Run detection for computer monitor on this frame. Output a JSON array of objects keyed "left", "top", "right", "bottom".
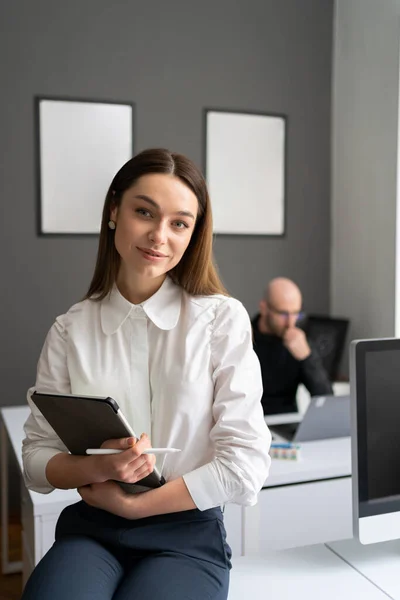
[{"left": 350, "top": 338, "right": 400, "bottom": 544}]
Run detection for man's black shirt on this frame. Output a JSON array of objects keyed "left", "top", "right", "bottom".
[{"left": 251, "top": 315, "right": 333, "bottom": 415}]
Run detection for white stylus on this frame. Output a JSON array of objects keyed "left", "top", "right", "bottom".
[{"left": 86, "top": 448, "right": 181, "bottom": 455}]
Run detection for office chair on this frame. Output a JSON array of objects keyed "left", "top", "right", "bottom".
[{"left": 302, "top": 315, "right": 349, "bottom": 381}]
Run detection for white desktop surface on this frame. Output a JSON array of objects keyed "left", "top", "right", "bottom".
[
  {"left": 1, "top": 405, "right": 79, "bottom": 514},
  {"left": 229, "top": 544, "right": 388, "bottom": 600},
  {"left": 264, "top": 436, "right": 351, "bottom": 487},
  {"left": 328, "top": 538, "right": 400, "bottom": 599}
]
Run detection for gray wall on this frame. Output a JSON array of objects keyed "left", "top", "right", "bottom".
[
  {"left": 331, "top": 0, "right": 400, "bottom": 375},
  {"left": 0, "top": 0, "right": 333, "bottom": 510}
]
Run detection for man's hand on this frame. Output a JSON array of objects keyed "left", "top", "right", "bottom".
[
  {"left": 91, "top": 433, "right": 156, "bottom": 485},
  {"left": 283, "top": 327, "right": 311, "bottom": 361}
]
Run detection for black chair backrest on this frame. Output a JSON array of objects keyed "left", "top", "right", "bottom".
[{"left": 303, "top": 315, "right": 349, "bottom": 381}]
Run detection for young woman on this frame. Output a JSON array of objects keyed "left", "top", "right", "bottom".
[{"left": 21, "top": 148, "right": 271, "bottom": 600}]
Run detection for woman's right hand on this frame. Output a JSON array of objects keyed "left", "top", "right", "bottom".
[{"left": 92, "top": 433, "right": 156, "bottom": 484}]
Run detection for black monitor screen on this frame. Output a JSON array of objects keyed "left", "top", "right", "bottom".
[{"left": 364, "top": 349, "right": 400, "bottom": 502}]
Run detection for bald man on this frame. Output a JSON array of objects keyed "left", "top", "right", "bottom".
[{"left": 252, "top": 277, "right": 333, "bottom": 415}]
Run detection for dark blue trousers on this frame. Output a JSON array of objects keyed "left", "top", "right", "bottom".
[{"left": 21, "top": 501, "right": 231, "bottom": 600}]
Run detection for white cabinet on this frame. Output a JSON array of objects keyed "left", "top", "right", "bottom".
[
  {"left": 20, "top": 481, "right": 35, "bottom": 564},
  {"left": 223, "top": 503, "right": 242, "bottom": 557},
  {"left": 245, "top": 477, "right": 352, "bottom": 553},
  {"left": 20, "top": 479, "right": 68, "bottom": 583},
  {"left": 224, "top": 476, "right": 352, "bottom": 557},
  {"left": 40, "top": 514, "right": 59, "bottom": 557}
]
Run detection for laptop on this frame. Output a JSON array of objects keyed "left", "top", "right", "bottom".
[{"left": 267, "top": 394, "right": 351, "bottom": 443}]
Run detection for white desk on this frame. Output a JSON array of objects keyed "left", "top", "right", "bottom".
[
  {"left": 241, "top": 437, "right": 352, "bottom": 553},
  {"left": 328, "top": 538, "right": 400, "bottom": 599},
  {"left": 3, "top": 404, "right": 399, "bottom": 599},
  {"left": 229, "top": 545, "right": 389, "bottom": 600},
  {"left": 1, "top": 405, "right": 352, "bottom": 581},
  {"left": 265, "top": 436, "right": 351, "bottom": 487}
]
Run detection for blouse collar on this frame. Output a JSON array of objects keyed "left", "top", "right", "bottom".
[{"left": 100, "top": 276, "right": 182, "bottom": 335}]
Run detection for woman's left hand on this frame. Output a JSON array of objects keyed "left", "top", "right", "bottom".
[{"left": 77, "top": 481, "right": 132, "bottom": 518}]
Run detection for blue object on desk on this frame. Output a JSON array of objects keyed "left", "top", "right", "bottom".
[
  {"left": 271, "top": 442, "right": 299, "bottom": 449},
  {"left": 270, "top": 441, "right": 301, "bottom": 460}
]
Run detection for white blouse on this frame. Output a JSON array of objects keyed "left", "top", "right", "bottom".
[{"left": 22, "top": 277, "right": 271, "bottom": 511}]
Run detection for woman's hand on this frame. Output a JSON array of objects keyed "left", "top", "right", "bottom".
[
  {"left": 91, "top": 433, "right": 156, "bottom": 485},
  {"left": 77, "top": 481, "right": 134, "bottom": 518}
]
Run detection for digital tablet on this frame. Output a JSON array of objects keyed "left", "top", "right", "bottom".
[{"left": 30, "top": 391, "right": 165, "bottom": 493}]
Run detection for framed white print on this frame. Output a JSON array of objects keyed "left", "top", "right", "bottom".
[
  {"left": 204, "top": 109, "right": 286, "bottom": 235},
  {"left": 35, "top": 96, "right": 134, "bottom": 235}
]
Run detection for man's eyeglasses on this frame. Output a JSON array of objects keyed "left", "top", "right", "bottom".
[{"left": 268, "top": 304, "right": 305, "bottom": 322}]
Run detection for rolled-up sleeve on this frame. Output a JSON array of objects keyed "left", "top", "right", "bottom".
[
  {"left": 22, "top": 316, "right": 70, "bottom": 493},
  {"left": 183, "top": 298, "right": 271, "bottom": 510}
]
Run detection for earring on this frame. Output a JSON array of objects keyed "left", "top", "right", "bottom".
[{"left": 108, "top": 220, "right": 116, "bottom": 230}]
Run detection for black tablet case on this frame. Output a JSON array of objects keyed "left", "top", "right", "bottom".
[{"left": 31, "top": 391, "right": 164, "bottom": 492}]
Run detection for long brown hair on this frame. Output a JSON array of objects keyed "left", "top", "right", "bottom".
[{"left": 85, "top": 148, "right": 228, "bottom": 300}]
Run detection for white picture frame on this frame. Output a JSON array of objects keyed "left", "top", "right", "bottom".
[
  {"left": 35, "top": 96, "right": 134, "bottom": 235},
  {"left": 205, "top": 109, "right": 286, "bottom": 235}
]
